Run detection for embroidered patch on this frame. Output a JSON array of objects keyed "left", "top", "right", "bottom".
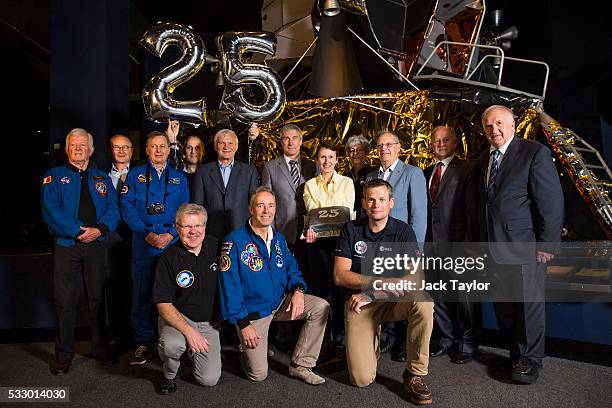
[
  {"left": 169, "top": 177, "right": 180, "bottom": 184},
  {"left": 121, "top": 184, "right": 129, "bottom": 194},
  {"left": 176, "top": 270, "right": 194, "bottom": 288},
  {"left": 248, "top": 256, "right": 263, "bottom": 272},
  {"left": 275, "top": 255, "right": 283, "bottom": 268},
  {"left": 220, "top": 254, "right": 231, "bottom": 272},
  {"left": 137, "top": 174, "right": 146, "bottom": 183},
  {"left": 245, "top": 244, "right": 258, "bottom": 256},
  {"left": 42, "top": 175, "right": 52, "bottom": 185},
  {"left": 95, "top": 181, "right": 107, "bottom": 197},
  {"left": 92, "top": 175, "right": 105, "bottom": 180},
  {"left": 274, "top": 242, "right": 282, "bottom": 256},
  {"left": 60, "top": 176, "right": 72, "bottom": 184},
  {"left": 220, "top": 241, "right": 233, "bottom": 255},
  {"left": 210, "top": 262, "right": 218, "bottom": 273},
  {"left": 240, "top": 243, "right": 263, "bottom": 272},
  {"left": 354, "top": 241, "right": 367, "bottom": 255}
]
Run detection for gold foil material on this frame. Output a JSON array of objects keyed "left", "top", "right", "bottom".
[
  {"left": 540, "top": 110, "right": 612, "bottom": 238},
  {"left": 253, "top": 90, "right": 535, "bottom": 171}
]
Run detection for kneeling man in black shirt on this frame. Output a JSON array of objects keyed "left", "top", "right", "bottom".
[{"left": 153, "top": 203, "right": 221, "bottom": 394}]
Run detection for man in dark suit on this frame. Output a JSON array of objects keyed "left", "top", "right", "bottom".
[
  {"left": 192, "top": 129, "right": 259, "bottom": 241},
  {"left": 476, "top": 105, "right": 564, "bottom": 384},
  {"left": 261, "top": 124, "right": 317, "bottom": 248},
  {"left": 106, "top": 134, "right": 135, "bottom": 355},
  {"left": 424, "top": 126, "right": 480, "bottom": 364}
]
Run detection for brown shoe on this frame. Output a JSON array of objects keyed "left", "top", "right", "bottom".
[{"left": 404, "top": 375, "right": 432, "bottom": 405}]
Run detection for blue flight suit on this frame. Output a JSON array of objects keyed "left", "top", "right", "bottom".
[
  {"left": 218, "top": 223, "right": 306, "bottom": 328},
  {"left": 41, "top": 164, "right": 119, "bottom": 361},
  {"left": 121, "top": 161, "right": 189, "bottom": 346},
  {"left": 42, "top": 165, "right": 119, "bottom": 246}
]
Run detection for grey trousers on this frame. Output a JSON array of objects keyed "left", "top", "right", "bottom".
[{"left": 158, "top": 315, "right": 222, "bottom": 386}]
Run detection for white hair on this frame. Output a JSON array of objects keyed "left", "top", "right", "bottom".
[
  {"left": 213, "top": 129, "right": 238, "bottom": 145},
  {"left": 66, "top": 128, "right": 94, "bottom": 147}
]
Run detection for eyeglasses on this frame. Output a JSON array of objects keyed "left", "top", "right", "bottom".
[
  {"left": 375, "top": 142, "right": 399, "bottom": 150},
  {"left": 177, "top": 224, "right": 205, "bottom": 230},
  {"left": 348, "top": 147, "right": 366, "bottom": 154},
  {"left": 112, "top": 145, "right": 132, "bottom": 151}
]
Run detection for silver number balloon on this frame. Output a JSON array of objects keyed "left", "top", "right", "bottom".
[
  {"left": 140, "top": 22, "right": 206, "bottom": 123},
  {"left": 220, "top": 32, "right": 286, "bottom": 123}
]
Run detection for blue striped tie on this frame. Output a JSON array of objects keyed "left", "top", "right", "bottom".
[
  {"left": 289, "top": 160, "right": 300, "bottom": 188},
  {"left": 486, "top": 149, "right": 501, "bottom": 193}
]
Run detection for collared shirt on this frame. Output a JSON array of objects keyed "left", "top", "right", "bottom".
[
  {"left": 486, "top": 135, "right": 514, "bottom": 183},
  {"left": 378, "top": 158, "right": 400, "bottom": 181},
  {"left": 283, "top": 155, "right": 301, "bottom": 173},
  {"left": 152, "top": 237, "right": 218, "bottom": 322},
  {"left": 109, "top": 163, "right": 130, "bottom": 189},
  {"left": 151, "top": 162, "right": 166, "bottom": 179},
  {"left": 428, "top": 154, "right": 455, "bottom": 189},
  {"left": 248, "top": 218, "right": 274, "bottom": 256},
  {"left": 218, "top": 160, "right": 235, "bottom": 188},
  {"left": 303, "top": 171, "right": 355, "bottom": 217}
]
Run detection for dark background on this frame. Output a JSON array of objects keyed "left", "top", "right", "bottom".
[{"left": 0, "top": 0, "right": 610, "bottom": 252}]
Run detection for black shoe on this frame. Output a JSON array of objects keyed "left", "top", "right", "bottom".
[
  {"left": 511, "top": 357, "right": 540, "bottom": 384},
  {"left": 451, "top": 352, "right": 473, "bottom": 364},
  {"left": 391, "top": 347, "right": 407, "bottom": 362},
  {"left": 94, "top": 350, "right": 118, "bottom": 366},
  {"left": 159, "top": 376, "right": 176, "bottom": 395},
  {"left": 130, "top": 345, "right": 154, "bottom": 366},
  {"left": 430, "top": 344, "right": 449, "bottom": 357},
  {"left": 51, "top": 359, "right": 71, "bottom": 376}
]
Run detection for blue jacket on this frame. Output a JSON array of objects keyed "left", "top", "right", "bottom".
[
  {"left": 41, "top": 165, "right": 119, "bottom": 247},
  {"left": 120, "top": 161, "right": 189, "bottom": 239},
  {"left": 218, "top": 223, "right": 306, "bottom": 327}
]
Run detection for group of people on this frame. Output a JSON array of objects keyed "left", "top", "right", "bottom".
[{"left": 41, "top": 104, "right": 564, "bottom": 404}]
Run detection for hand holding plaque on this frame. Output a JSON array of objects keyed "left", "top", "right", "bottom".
[{"left": 304, "top": 206, "right": 351, "bottom": 238}]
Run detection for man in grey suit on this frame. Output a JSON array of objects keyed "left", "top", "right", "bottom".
[
  {"left": 366, "top": 130, "right": 428, "bottom": 361},
  {"left": 367, "top": 131, "right": 427, "bottom": 245},
  {"left": 261, "top": 124, "right": 317, "bottom": 248},
  {"left": 192, "top": 129, "right": 259, "bottom": 241},
  {"left": 424, "top": 126, "right": 480, "bottom": 364},
  {"left": 476, "top": 105, "right": 563, "bottom": 384}
]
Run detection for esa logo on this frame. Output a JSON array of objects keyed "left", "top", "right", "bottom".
[{"left": 176, "top": 270, "right": 194, "bottom": 288}]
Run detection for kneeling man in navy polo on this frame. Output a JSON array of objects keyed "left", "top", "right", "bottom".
[
  {"left": 152, "top": 203, "right": 221, "bottom": 394},
  {"left": 218, "top": 186, "right": 329, "bottom": 385}
]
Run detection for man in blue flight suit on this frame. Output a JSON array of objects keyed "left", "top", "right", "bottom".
[
  {"left": 121, "top": 130, "right": 190, "bottom": 365},
  {"left": 218, "top": 186, "right": 329, "bottom": 385},
  {"left": 41, "top": 128, "right": 119, "bottom": 375}
]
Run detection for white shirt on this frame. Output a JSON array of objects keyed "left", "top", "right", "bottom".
[
  {"left": 109, "top": 164, "right": 129, "bottom": 189},
  {"left": 378, "top": 158, "right": 400, "bottom": 181},
  {"left": 249, "top": 218, "right": 273, "bottom": 256},
  {"left": 486, "top": 135, "right": 514, "bottom": 183},
  {"left": 428, "top": 155, "right": 455, "bottom": 189},
  {"left": 284, "top": 155, "right": 300, "bottom": 170}
]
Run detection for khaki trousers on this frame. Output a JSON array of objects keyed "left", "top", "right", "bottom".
[
  {"left": 345, "top": 299, "right": 434, "bottom": 387},
  {"left": 236, "top": 294, "right": 329, "bottom": 381}
]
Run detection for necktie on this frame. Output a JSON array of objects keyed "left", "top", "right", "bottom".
[
  {"left": 289, "top": 160, "right": 300, "bottom": 188},
  {"left": 429, "top": 162, "right": 444, "bottom": 201},
  {"left": 119, "top": 172, "right": 128, "bottom": 183},
  {"left": 487, "top": 149, "right": 501, "bottom": 193}
]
